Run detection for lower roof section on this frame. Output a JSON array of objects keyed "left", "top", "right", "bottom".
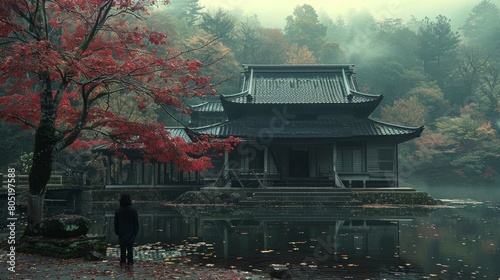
[{"left": 190, "top": 117, "right": 424, "bottom": 143}]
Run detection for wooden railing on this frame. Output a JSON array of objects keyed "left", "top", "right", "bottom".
[
  {"left": 1, "top": 173, "right": 86, "bottom": 190},
  {"left": 212, "top": 168, "right": 267, "bottom": 188}
]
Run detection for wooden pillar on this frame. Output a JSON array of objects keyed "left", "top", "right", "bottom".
[
  {"left": 223, "top": 149, "right": 229, "bottom": 176},
  {"left": 157, "top": 163, "right": 162, "bottom": 185},
  {"left": 264, "top": 146, "right": 269, "bottom": 175},
  {"left": 160, "top": 163, "right": 164, "bottom": 184},
  {"left": 130, "top": 160, "right": 135, "bottom": 184},
  {"left": 223, "top": 225, "right": 229, "bottom": 260},
  {"left": 197, "top": 219, "right": 203, "bottom": 237},
  {"left": 170, "top": 163, "right": 174, "bottom": 182},
  {"left": 165, "top": 164, "right": 169, "bottom": 183},
  {"left": 106, "top": 155, "right": 112, "bottom": 185},
  {"left": 151, "top": 163, "right": 156, "bottom": 187},
  {"left": 136, "top": 161, "right": 142, "bottom": 184},
  {"left": 333, "top": 142, "right": 345, "bottom": 188},
  {"left": 395, "top": 144, "right": 399, "bottom": 188},
  {"left": 263, "top": 221, "right": 268, "bottom": 250},
  {"left": 141, "top": 163, "right": 145, "bottom": 184},
  {"left": 332, "top": 142, "right": 336, "bottom": 179},
  {"left": 118, "top": 159, "right": 123, "bottom": 184}
]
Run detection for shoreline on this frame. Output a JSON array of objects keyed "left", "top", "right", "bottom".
[{"left": 0, "top": 251, "right": 268, "bottom": 280}]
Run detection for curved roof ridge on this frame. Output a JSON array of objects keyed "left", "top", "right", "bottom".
[
  {"left": 190, "top": 120, "right": 231, "bottom": 131},
  {"left": 190, "top": 102, "right": 209, "bottom": 108},
  {"left": 220, "top": 90, "right": 249, "bottom": 99},
  {"left": 370, "top": 118, "right": 425, "bottom": 131},
  {"left": 349, "top": 89, "right": 382, "bottom": 99},
  {"left": 190, "top": 101, "right": 224, "bottom": 112},
  {"left": 242, "top": 64, "right": 355, "bottom": 70}
]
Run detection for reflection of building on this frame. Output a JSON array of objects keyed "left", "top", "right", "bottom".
[
  {"left": 95, "top": 208, "right": 202, "bottom": 244},
  {"left": 92, "top": 205, "right": 400, "bottom": 256},
  {"left": 95, "top": 64, "right": 423, "bottom": 188},
  {"left": 91, "top": 204, "right": 408, "bottom": 277},
  {"left": 202, "top": 218, "right": 400, "bottom": 261},
  {"left": 192, "top": 64, "right": 423, "bottom": 188},
  {"left": 196, "top": 217, "right": 406, "bottom": 278}
]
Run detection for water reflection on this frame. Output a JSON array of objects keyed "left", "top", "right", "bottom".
[
  {"left": 89, "top": 204, "right": 428, "bottom": 278},
  {"left": 33, "top": 196, "right": 500, "bottom": 279},
  {"left": 86, "top": 201, "right": 500, "bottom": 279}
]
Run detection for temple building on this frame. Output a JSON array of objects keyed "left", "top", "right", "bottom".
[
  {"left": 191, "top": 64, "right": 423, "bottom": 188},
  {"left": 96, "top": 64, "right": 423, "bottom": 188}
]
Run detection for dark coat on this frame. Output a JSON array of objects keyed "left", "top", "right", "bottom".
[{"left": 114, "top": 194, "right": 139, "bottom": 243}]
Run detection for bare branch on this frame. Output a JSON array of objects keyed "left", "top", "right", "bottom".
[
  {"left": 167, "top": 36, "right": 221, "bottom": 60},
  {"left": 2, "top": 114, "right": 36, "bottom": 129},
  {"left": 78, "top": 0, "right": 113, "bottom": 52}
]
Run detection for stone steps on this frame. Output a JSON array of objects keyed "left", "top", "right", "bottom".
[{"left": 241, "top": 187, "right": 360, "bottom": 207}]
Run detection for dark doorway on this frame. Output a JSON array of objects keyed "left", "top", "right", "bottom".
[{"left": 289, "top": 148, "right": 309, "bottom": 177}]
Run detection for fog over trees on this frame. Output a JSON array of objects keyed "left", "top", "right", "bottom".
[{"left": 2, "top": 0, "right": 500, "bottom": 187}]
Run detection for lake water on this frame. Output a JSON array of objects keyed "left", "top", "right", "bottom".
[{"left": 85, "top": 186, "right": 500, "bottom": 280}]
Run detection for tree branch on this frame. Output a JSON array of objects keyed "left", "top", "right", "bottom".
[
  {"left": 2, "top": 114, "right": 37, "bottom": 129},
  {"left": 78, "top": 0, "right": 113, "bottom": 52}
]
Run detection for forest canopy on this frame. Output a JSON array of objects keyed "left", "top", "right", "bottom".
[{"left": 2, "top": 0, "right": 500, "bottom": 186}]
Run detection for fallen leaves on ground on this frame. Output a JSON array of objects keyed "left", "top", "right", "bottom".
[{"left": 1, "top": 253, "right": 265, "bottom": 280}]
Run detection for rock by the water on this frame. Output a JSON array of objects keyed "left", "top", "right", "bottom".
[
  {"left": 39, "top": 214, "right": 90, "bottom": 238},
  {"left": 270, "top": 265, "right": 291, "bottom": 279},
  {"left": 85, "top": 250, "right": 107, "bottom": 261},
  {"left": 19, "top": 235, "right": 107, "bottom": 259}
]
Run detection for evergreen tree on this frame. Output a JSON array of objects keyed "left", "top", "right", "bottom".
[
  {"left": 462, "top": 0, "right": 500, "bottom": 53},
  {"left": 416, "top": 15, "right": 460, "bottom": 78},
  {"left": 284, "top": 4, "right": 327, "bottom": 56},
  {"left": 199, "top": 8, "right": 237, "bottom": 49},
  {"left": 167, "top": 0, "right": 204, "bottom": 26},
  {"left": 235, "top": 21, "right": 260, "bottom": 63}
]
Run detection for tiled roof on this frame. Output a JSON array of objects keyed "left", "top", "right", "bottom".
[
  {"left": 222, "top": 64, "right": 380, "bottom": 105},
  {"left": 190, "top": 117, "right": 424, "bottom": 141},
  {"left": 167, "top": 127, "right": 191, "bottom": 142},
  {"left": 190, "top": 101, "right": 224, "bottom": 112},
  {"left": 92, "top": 127, "right": 193, "bottom": 154}
]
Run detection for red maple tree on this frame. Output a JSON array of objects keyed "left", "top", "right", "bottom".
[{"left": 0, "top": 0, "right": 238, "bottom": 230}]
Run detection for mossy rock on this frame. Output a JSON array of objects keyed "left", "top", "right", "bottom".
[
  {"left": 353, "top": 192, "right": 441, "bottom": 205},
  {"left": 39, "top": 214, "right": 90, "bottom": 238},
  {"left": 19, "top": 235, "right": 107, "bottom": 259}
]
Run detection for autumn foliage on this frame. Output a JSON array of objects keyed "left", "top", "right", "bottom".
[{"left": 0, "top": 1, "right": 238, "bottom": 197}]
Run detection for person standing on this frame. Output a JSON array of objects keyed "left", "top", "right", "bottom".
[{"left": 114, "top": 194, "right": 139, "bottom": 266}]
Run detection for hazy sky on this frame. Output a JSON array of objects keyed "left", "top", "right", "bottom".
[{"left": 198, "top": 0, "right": 485, "bottom": 28}]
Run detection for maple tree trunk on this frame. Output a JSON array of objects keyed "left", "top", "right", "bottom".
[
  {"left": 26, "top": 194, "right": 45, "bottom": 235},
  {"left": 26, "top": 78, "right": 57, "bottom": 233},
  {"left": 26, "top": 123, "right": 55, "bottom": 233}
]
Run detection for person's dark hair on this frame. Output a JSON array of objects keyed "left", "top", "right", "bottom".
[{"left": 120, "top": 194, "right": 132, "bottom": 206}]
